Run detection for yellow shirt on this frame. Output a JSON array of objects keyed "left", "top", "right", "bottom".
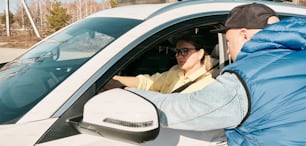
[{"left": 136, "top": 64, "right": 215, "bottom": 93}]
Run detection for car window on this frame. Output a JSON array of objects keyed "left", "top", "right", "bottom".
[
  {"left": 0, "top": 17, "right": 141, "bottom": 124},
  {"left": 112, "top": 18, "right": 224, "bottom": 78}
]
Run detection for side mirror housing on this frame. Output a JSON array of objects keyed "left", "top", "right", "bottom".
[{"left": 68, "top": 88, "right": 159, "bottom": 144}]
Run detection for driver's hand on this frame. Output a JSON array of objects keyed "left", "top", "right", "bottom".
[{"left": 100, "top": 79, "right": 126, "bottom": 92}]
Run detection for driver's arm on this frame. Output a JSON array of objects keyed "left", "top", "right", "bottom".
[{"left": 113, "top": 75, "right": 139, "bottom": 88}]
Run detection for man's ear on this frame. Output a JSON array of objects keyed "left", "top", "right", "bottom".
[
  {"left": 267, "top": 16, "right": 280, "bottom": 24},
  {"left": 239, "top": 28, "right": 248, "bottom": 40}
]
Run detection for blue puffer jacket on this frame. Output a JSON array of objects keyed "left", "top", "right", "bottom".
[{"left": 223, "top": 17, "right": 306, "bottom": 146}]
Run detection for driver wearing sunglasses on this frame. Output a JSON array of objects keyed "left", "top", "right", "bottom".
[
  {"left": 106, "top": 35, "right": 217, "bottom": 94},
  {"left": 173, "top": 47, "right": 197, "bottom": 57}
]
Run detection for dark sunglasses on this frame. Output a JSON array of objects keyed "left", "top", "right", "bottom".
[{"left": 172, "top": 48, "right": 196, "bottom": 56}]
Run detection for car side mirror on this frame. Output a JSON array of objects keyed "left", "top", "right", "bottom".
[{"left": 68, "top": 88, "right": 160, "bottom": 144}]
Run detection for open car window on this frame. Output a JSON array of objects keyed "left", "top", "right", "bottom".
[{"left": 101, "top": 23, "right": 225, "bottom": 92}]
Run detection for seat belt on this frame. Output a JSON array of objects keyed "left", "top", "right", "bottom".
[
  {"left": 171, "top": 80, "right": 197, "bottom": 93},
  {"left": 171, "top": 65, "right": 218, "bottom": 93}
]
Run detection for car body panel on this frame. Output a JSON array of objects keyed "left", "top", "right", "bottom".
[
  {"left": 36, "top": 134, "right": 136, "bottom": 146},
  {"left": 0, "top": 119, "right": 56, "bottom": 146},
  {"left": 88, "top": 3, "right": 171, "bottom": 20},
  {"left": 36, "top": 128, "right": 224, "bottom": 146}
]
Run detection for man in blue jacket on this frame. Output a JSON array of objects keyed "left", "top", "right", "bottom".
[{"left": 129, "top": 3, "right": 306, "bottom": 145}]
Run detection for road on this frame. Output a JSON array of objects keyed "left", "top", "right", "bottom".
[{"left": 0, "top": 48, "right": 29, "bottom": 63}]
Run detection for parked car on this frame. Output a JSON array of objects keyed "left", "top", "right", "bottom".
[{"left": 0, "top": 1, "right": 305, "bottom": 145}]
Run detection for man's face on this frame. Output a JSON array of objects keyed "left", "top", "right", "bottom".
[
  {"left": 225, "top": 28, "right": 260, "bottom": 62},
  {"left": 225, "top": 29, "right": 246, "bottom": 62}
]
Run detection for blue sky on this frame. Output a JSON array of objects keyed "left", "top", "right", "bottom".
[{"left": 0, "top": 0, "right": 22, "bottom": 13}]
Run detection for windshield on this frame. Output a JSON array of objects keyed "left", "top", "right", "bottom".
[{"left": 0, "top": 17, "right": 141, "bottom": 124}]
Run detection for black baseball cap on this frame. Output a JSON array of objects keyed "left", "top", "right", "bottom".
[{"left": 216, "top": 3, "right": 278, "bottom": 33}]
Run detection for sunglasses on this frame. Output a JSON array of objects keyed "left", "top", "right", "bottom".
[{"left": 172, "top": 48, "right": 196, "bottom": 56}]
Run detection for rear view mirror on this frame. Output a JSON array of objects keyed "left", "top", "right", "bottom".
[{"left": 68, "top": 88, "right": 159, "bottom": 144}]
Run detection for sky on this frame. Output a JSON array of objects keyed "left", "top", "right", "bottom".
[{"left": 0, "top": 0, "right": 21, "bottom": 13}]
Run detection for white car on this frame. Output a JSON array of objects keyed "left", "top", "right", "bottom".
[{"left": 0, "top": 1, "right": 305, "bottom": 146}]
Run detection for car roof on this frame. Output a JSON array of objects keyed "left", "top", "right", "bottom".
[
  {"left": 88, "top": 0, "right": 306, "bottom": 20},
  {"left": 88, "top": 3, "right": 171, "bottom": 20}
]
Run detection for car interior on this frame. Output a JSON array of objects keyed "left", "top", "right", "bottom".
[
  {"left": 99, "top": 22, "right": 222, "bottom": 92},
  {"left": 120, "top": 28, "right": 219, "bottom": 77}
]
